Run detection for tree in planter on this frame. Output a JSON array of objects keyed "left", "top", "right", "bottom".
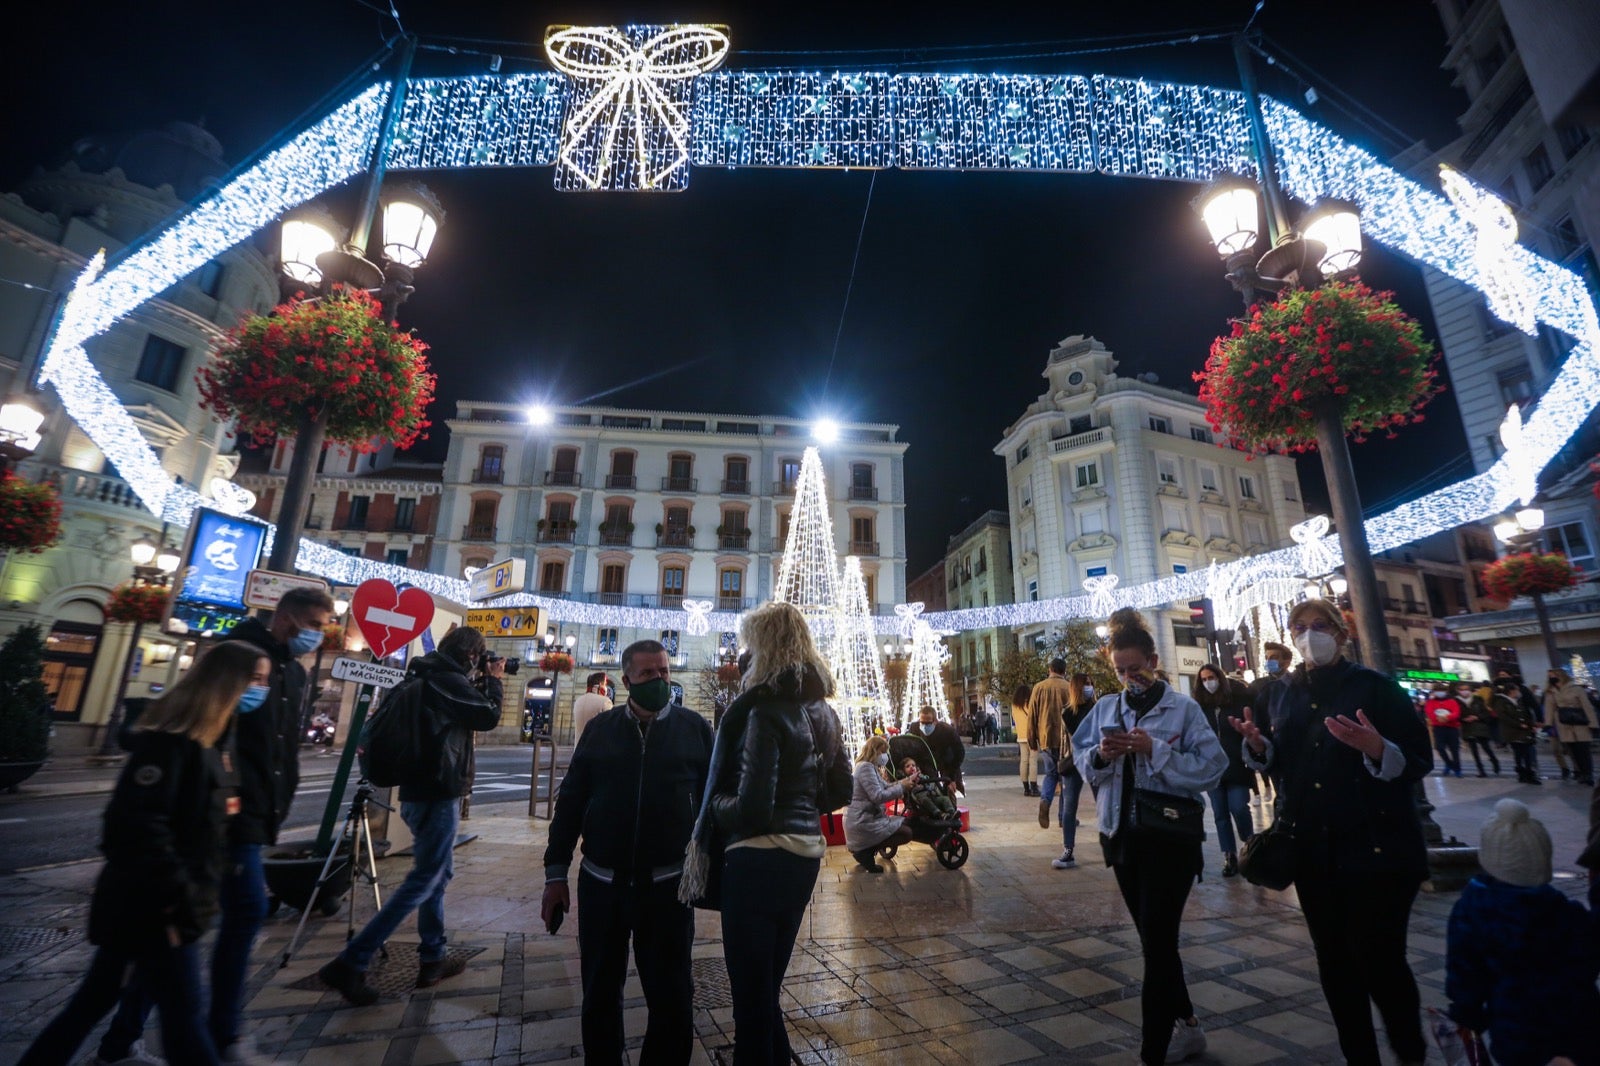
[
  {"left": 982, "top": 620, "right": 1120, "bottom": 710},
  {"left": 198, "top": 286, "right": 435, "bottom": 573},
  {"left": 696, "top": 661, "right": 743, "bottom": 728},
  {"left": 0, "top": 624, "right": 51, "bottom": 767},
  {"left": 1195, "top": 278, "right": 1440, "bottom": 674}
]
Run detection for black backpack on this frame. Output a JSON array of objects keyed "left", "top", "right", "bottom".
[{"left": 357, "top": 677, "right": 431, "bottom": 787}]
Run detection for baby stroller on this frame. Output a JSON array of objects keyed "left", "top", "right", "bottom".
[{"left": 883, "top": 734, "right": 970, "bottom": 869}]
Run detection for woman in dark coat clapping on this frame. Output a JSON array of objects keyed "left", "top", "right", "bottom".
[{"left": 1233, "top": 599, "right": 1433, "bottom": 1065}]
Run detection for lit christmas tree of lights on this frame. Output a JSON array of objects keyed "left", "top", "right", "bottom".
[
  {"left": 903, "top": 619, "right": 952, "bottom": 729},
  {"left": 774, "top": 447, "right": 841, "bottom": 631},
  {"left": 834, "top": 555, "right": 892, "bottom": 749}
]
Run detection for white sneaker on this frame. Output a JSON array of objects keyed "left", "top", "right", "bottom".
[
  {"left": 89, "top": 1041, "right": 167, "bottom": 1066},
  {"left": 1165, "top": 1020, "right": 1206, "bottom": 1063},
  {"left": 1051, "top": 849, "right": 1077, "bottom": 869}
]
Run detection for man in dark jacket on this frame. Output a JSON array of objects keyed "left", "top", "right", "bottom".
[
  {"left": 540, "top": 639, "right": 713, "bottom": 1066},
  {"left": 909, "top": 704, "right": 966, "bottom": 793},
  {"left": 213, "top": 586, "right": 333, "bottom": 1056},
  {"left": 320, "top": 625, "right": 502, "bottom": 1004}
]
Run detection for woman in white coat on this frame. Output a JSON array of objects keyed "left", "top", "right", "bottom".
[
  {"left": 843, "top": 736, "right": 915, "bottom": 872},
  {"left": 1072, "top": 609, "right": 1226, "bottom": 1065}
]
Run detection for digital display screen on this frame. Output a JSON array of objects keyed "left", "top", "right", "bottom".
[
  {"left": 168, "top": 600, "right": 249, "bottom": 638},
  {"left": 171, "top": 507, "right": 267, "bottom": 615}
]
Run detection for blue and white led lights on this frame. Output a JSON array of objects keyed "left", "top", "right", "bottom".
[{"left": 33, "top": 37, "right": 1599, "bottom": 635}]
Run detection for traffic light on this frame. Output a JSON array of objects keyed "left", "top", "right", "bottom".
[{"left": 1187, "top": 598, "right": 1215, "bottom": 634}]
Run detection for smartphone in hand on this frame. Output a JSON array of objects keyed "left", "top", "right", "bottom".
[{"left": 1100, "top": 724, "right": 1128, "bottom": 737}]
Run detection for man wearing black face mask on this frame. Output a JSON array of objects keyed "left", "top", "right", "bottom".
[{"left": 541, "top": 639, "right": 713, "bottom": 1066}]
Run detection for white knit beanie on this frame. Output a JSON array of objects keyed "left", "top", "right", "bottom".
[{"left": 1478, "top": 798, "right": 1552, "bottom": 888}]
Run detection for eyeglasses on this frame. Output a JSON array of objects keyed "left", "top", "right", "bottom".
[{"left": 1288, "top": 619, "right": 1338, "bottom": 636}]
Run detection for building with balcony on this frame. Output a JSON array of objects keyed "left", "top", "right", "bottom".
[
  {"left": 438, "top": 402, "right": 910, "bottom": 740},
  {"left": 995, "top": 335, "right": 1307, "bottom": 667},
  {"left": 0, "top": 124, "right": 278, "bottom": 741},
  {"left": 1417, "top": 0, "right": 1600, "bottom": 675},
  {"left": 905, "top": 560, "right": 948, "bottom": 614},
  {"left": 943, "top": 510, "right": 1014, "bottom": 716},
  {"left": 236, "top": 440, "right": 443, "bottom": 570}
]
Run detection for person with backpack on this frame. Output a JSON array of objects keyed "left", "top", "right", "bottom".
[{"left": 318, "top": 625, "right": 502, "bottom": 1005}]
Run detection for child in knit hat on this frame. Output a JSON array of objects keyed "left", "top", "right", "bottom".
[{"left": 1445, "top": 798, "right": 1600, "bottom": 1066}]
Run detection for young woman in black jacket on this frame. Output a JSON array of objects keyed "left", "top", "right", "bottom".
[
  {"left": 1193, "top": 663, "right": 1257, "bottom": 877},
  {"left": 20, "top": 641, "right": 266, "bottom": 1066},
  {"left": 688, "top": 601, "right": 851, "bottom": 1066},
  {"left": 1234, "top": 599, "right": 1433, "bottom": 1065}
]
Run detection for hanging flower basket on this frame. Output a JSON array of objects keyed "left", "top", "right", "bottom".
[
  {"left": 198, "top": 286, "right": 436, "bottom": 452},
  {"left": 1194, "top": 278, "right": 1441, "bottom": 454},
  {"left": 716, "top": 661, "right": 742, "bottom": 685},
  {"left": 539, "top": 651, "right": 575, "bottom": 674},
  {"left": 1480, "top": 552, "right": 1579, "bottom": 602},
  {"left": 106, "top": 583, "right": 169, "bottom": 625},
  {"left": 0, "top": 471, "right": 63, "bottom": 554}
]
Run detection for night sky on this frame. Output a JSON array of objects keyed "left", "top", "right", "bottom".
[{"left": 4, "top": 1, "right": 1472, "bottom": 573}]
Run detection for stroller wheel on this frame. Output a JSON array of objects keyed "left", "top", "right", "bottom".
[
  {"left": 935, "top": 833, "right": 969, "bottom": 870},
  {"left": 878, "top": 844, "right": 898, "bottom": 862}
]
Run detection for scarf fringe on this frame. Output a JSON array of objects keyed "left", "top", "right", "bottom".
[{"left": 678, "top": 835, "right": 709, "bottom": 905}]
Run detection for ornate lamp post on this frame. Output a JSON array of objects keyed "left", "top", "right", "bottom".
[
  {"left": 97, "top": 534, "right": 180, "bottom": 756},
  {"left": 1492, "top": 507, "right": 1574, "bottom": 675},
  {"left": 0, "top": 397, "right": 46, "bottom": 471}
]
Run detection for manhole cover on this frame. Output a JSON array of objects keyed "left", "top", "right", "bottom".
[
  {"left": 0, "top": 925, "right": 78, "bottom": 957},
  {"left": 285, "top": 943, "right": 485, "bottom": 997},
  {"left": 692, "top": 956, "right": 733, "bottom": 1008}
]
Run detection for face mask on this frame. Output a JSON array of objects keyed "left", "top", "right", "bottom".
[
  {"left": 237, "top": 685, "right": 269, "bottom": 713},
  {"left": 289, "top": 627, "right": 323, "bottom": 656},
  {"left": 1265, "top": 659, "right": 1282, "bottom": 675},
  {"left": 920, "top": 722, "right": 935, "bottom": 735},
  {"left": 1122, "top": 676, "right": 1149, "bottom": 697},
  {"left": 1083, "top": 686, "right": 1094, "bottom": 698},
  {"left": 1202, "top": 679, "right": 1220, "bottom": 694},
  {"left": 874, "top": 753, "right": 889, "bottom": 767},
  {"left": 1294, "top": 630, "right": 1340, "bottom": 668},
  {"left": 629, "top": 677, "right": 672, "bottom": 713}
]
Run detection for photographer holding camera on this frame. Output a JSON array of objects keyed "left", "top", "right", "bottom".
[{"left": 319, "top": 626, "right": 503, "bottom": 1005}]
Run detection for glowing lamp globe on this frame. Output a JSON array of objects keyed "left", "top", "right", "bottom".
[
  {"left": 1329, "top": 576, "right": 1349, "bottom": 596},
  {"left": 1494, "top": 518, "right": 1522, "bottom": 544},
  {"left": 279, "top": 211, "right": 339, "bottom": 285},
  {"left": 813, "top": 418, "right": 841, "bottom": 444},
  {"left": 1514, "top": 507, "right": 1545, "bottom": 532},
  {"left": 380, "top": 184, "right": 443, "bottom": 269},
  {"left": 1197, "top": 177, "right": 1260, "bottom": 257},
  {"left": 526, "top": 405, "right": 553, "bottom": 426},
  {"left": 0, "top": 397, "right": 46, "bottom": 452},
  {"left": 1301, "top": 200, "right": 1363, "bottom": 275},
  {"left": 155, "top": 544, "right": 181, "bottom": 574},
  {"left": 129, "top": 537, "right": 158, "bottom": 567}
]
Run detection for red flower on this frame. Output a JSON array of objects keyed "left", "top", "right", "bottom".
[
  {"left": 0, "top": 472, "right": 64, "bottom": 553},
  {"left": 1480, "top": 552, "right": 1579, "bottom": 602},
  {"left": 106, "top": 583, "right": 170, "bottom": 624}
]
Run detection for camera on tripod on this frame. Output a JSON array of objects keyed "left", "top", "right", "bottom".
[{"left": 480, "top": 651, "right": 520, "bottom": 676}]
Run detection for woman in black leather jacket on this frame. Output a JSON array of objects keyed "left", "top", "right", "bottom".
[
  {"left": 20, "top": 641, "right": 265, "bottom": 1066},
  {"left": 705, "top": 602, "right": 850, "bottom": 1066},
  {"left": 1234, "top": 599, "right": 1433, "bottom": 1066}
]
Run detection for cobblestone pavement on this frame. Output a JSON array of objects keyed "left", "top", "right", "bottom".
[{"left": 1, "top": 764, "right": 1593, "bottom": 1064}]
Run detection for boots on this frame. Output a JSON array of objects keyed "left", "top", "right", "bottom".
[
  {"left": 1221, "top": 852, "right": 1239, "bottom": 878},
  {"left": 852, "top": 849, "right": 883, "bottom": 873}
]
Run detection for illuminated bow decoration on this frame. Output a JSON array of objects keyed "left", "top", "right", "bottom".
[
  {"left": 1497, "top": 404, "right": 1538, "bottom": 506},
  {"left": 1290, "top": 515, "right": 1338, "bottom": 579},
  {"left": 1439, "top": 165, "right": 1537, "bottom": 336},
  {"left": 208, "top": 478, "right": 257, "bottom": 517},
  {"left": 1082, "top": 574, "right": 1119, "bottom": 619},
  {"left": 545, "top": 25, "right": 730, "bottom": 190},
  {"left": 681, "top": 599, "right": 714, "bottom": 636},
  {"left": 894, "top": 601, "right": 925, "bottom": 638}
]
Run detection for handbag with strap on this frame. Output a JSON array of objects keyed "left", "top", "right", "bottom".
[
  {"left": 804, "top": 704, "right": 853, "bottom": 813},
  {"left": 1129, "top": 786, "right": 1206, "bottom": 840},
  {"left": 1238, "top": 715, "right": 1322, "bottom": 891},
  {"left": 1556, "top": 703, "right": 1588, "bottom": 726}
]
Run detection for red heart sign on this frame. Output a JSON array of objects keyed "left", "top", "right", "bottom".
[{"left": 349, "top": 580, "right": 436, "bottom": 659}]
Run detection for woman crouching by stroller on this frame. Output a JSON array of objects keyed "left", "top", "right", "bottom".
[
  {"left": 845, "top": 735, "right": 916, "bottom": 872},
  {"left": 20, "top": 641, "right": 268, "bottom": 1066}
]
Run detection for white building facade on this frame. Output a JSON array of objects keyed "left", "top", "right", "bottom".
[{"left": 996, "top": 336, "right": 1307, "bottom": 669}]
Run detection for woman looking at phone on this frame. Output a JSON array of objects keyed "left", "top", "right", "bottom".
[{"left": 1072, "top": 609, "right": 1225, "bottom": 1065}]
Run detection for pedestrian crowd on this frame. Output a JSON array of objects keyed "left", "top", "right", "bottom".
[{"left": 14, "top": 590, "right": 1600, "bottom": 1066}]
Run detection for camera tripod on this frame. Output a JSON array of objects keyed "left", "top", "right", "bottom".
[{"left": 280, "top": 780, "right": 389, "bottom": 970}]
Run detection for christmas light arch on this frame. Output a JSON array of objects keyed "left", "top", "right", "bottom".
[{"left": 36, "top": 24, "right": 1600, "bottom": 636}]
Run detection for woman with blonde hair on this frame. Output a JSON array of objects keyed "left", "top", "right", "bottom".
[
  {"left": 844, "top": 734, "right": 917, "bottom": 872},
  {"left": 683, "top": 601, "right": 852, "bottom": 1065},
  {"left": 21, "top": 641, "right": 268, "bottom": 1066}
]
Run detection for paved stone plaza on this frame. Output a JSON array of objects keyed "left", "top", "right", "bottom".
[{"left": 1, "top": 763, "right": 1593, "bottom": 1064}]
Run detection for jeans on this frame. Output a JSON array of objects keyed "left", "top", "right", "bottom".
[
  {"left": 1464, "top": 736, "right": 1500, "bottom": 775},
  {"left": 19, "top": 943, "right": 218, "bottom": 1066},
  {"left": 341, "top": 799, "right": 458, "bottom": 970},
  {"left": 1109, "top": 833, "right": 1200, "bottom": 1065},
  {"left": 1207, "top": 784, "right": 1254, "bottom": 856},
  {"left": 1295, "top": 866, "right": 1425, "bottom": 1064},
  {"left": 578, "top": 868, "right": 695, "bottom": 1065},
  {"left": 1433, "top": 726, "right": 1462, "bottom": 775},
  {"left": 1510, "top": 741, "right": 1539, "bottom": 779},
  {"left": 211, "top": 842, "right": 268, "bottom": 1047},
  {"left": 721, "top": 847, "right": 822, "bottom": 1066},
  {"left": 1039, "top": 751, "right": 1084, "bottom": 851}
]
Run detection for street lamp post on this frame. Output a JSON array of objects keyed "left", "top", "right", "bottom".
[
  {"left": 263, "top": 35, "right": 445, "bottom": 577},
  {"left": 97, "top": 533, "right": 180, "bottom": 756},
  {"left": 0, "top": 396, "right": 46, "bottom": 472},
  {"left": 1194, "top": 38, "right": 1389, "bottom": 677},
  {"left": 1494, "top": 507, "right": 1563, "bottom": 673}
]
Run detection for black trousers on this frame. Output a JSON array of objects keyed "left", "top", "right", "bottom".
[
  {"left": 1294, "top": 867, "right": 1425, "bottom": 1065},
  {"left": 1108, "top": 832, "right": 1200, "bottom": 1066},
  {"left": 1464, "top": 736, "right": 1499, "bottom": 774},
  {"left": 1565, "top": 739, "right": 1596, "bottom": 782},
  {"left": 1510, "top": 741, "right": 1539, "bottom": 778},
  {"left": 577, "top": 868, "right": 695, "bottom": 1066},
  {"left": 720, "top": 846, "right": 821, "bottom": 1066}
]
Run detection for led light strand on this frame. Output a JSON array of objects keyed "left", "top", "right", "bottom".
[
  {"left": 903, "top": 619, "right": 952, "bottom": 728},
  {"left": 895, "top": 74, "right": 1095, "bottom": 172},
  {"left": 1089, "top": 75, "right": 1255, "bottom": 183},
  {"left": 774, "top": 446, "right": 841, "bottom": 626},
  {"left": 691, "top": 70, "right": 896, "bottom": 170},
  {"left": 833, "top": 555, "right": 892, "bottom": 750},
  {"left": 1438, "top": 166, "right": 1538, "bottom": 336},
  {"left": 388, "top": 73, "right": 567, "bottom": 170}
]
